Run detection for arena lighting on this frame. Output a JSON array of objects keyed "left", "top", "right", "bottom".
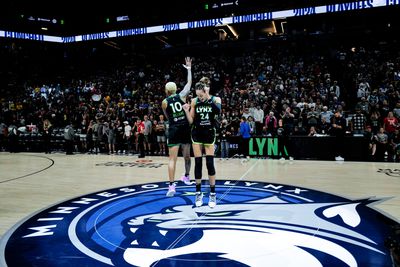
[
  {"left": 280, "top": 21, "right": 287, "bottom": 34},
  {"left": 37, "top": 17, "right": 51, "bottom": 22},
  {"left": 0, "top": 0, "right": 397, "bottom": 43},
  {"left": 226, "top": 24, "right": 238, "bottom": 38},
  {"left": 155, "top": 35, "right": 171, "bottom": 46},
  {"left": 272, "top": 21, "right": 277, "bottom": 33},
  {"left": 104, "top": 40, "right": 121, "bottom": 50},
  {"left": 217, "top": 23, "right": 239, "bottom": 39},
  {"left": 116, "top": 16, "right": 129, "bottom": 22}
]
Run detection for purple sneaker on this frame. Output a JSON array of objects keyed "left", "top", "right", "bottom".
[
  {"left": 180, "top": 174, "right": 191, "bottom": 185},
  {"left": 166, "top": 184, "right": 176, "bottom": 197}
]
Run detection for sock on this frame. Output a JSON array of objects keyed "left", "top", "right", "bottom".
[
  {"left": 196, "top": 182, "right": 201, "bottom": 192},
  {"left": 169, "top": 182, "right": 174, "bottom": 186},
  {"left": 210, "top": 185, "right": 215, "bottom": 193}
]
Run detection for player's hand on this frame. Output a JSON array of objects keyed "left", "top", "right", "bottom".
[
  {"left": 183, "top": 103, "right": 190, "bottom": 111},
  {"left": 182, "top": 57, "right": 192, "bottom": 69}
]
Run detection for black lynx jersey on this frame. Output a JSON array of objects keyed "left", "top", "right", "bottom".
[
  {"left": 191, "top": 96, "right": 220, "bottom": 145},
  {"left": 193, "top": 96, "right": 219, "bottom": 128},
  {"left": 165, "top": 95, "right": 189, "bottom": 126}
]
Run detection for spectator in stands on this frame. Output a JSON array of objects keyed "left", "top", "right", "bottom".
[
  {"left": 135, "top": 117, "right": 146, "bottom": 158},
  {"left": 380, "top": 100, "right": 391, "bottom": 119},
  {"left": 252, "top": 105, "right": 264, "bottom": 135},
  {"left": 307, "top": 106, "right": 319, "bottom": 130},
  {"left": 220, "top": 119, "right": 231, "bottom": 159},
  {"left": 64, "top": 122, "right": 75, "bottom": 155},
  {"left": 329, "top": 80, "right": 341, "bottom": 100},
  {"left": 242, "top": 107, "right": 252, "bottom": 120},
  {"left": 265, "top": 111, "right": 277, "bottom": 136},
  {"left": 155, "top": 114, "right": 167, "bottom": 156},
  {"left": 115, "top": 120, "right": 124, "bottom": 154},
  {"left": 7, "top": 121, "right": 19, "bottom": 153},
  {"left": 390, "top": 129, "right": 400, "bottom": 162},
  {"left": 308, "top": 126, "right": 317, "bottom": 137},
  {"left": 374, "top": 127, "right": 389, "bottom": 161},
  {"left": 247, "top": 116, "right": 256, "bottom": 136},
  {"left": 364, "top": 126, "right": 375, "bottom": 160},
  {"left": 86, "top": 120, "right": 94, "bottom": 153},
  {"left": 96, "top": 119, "right": 106, "bottom": 153},
  {"left": 123, "top": 121, "right": 132, "bottom": 154},
  {"left": 357, "top": 79, "right": 370, "bottom": 100},
  {"left": 0, "top": 120, "right": 6, "bottom": 152},
  {"left": 318, "top": 117, "right": 331, "bottom": 135},
  {"left": 239, "top": 116, "right": 251, "bottom": 159},
  {"left": 150, "top": 119, "right": 159, "bottom": 155},
  {"left": 106, "top": 121, "right": 116, "bottom": 154},
  {"left": 331, "top": 110, "right": 347, "bottom": 161},
  {"left": 367, "top": 90, "right": 379, "bottom": 108},
  {"left": 393, "top": 102, "right": 400, "bottom": 119},
  {"left": 143, "top": 115, "right": 152, "bottom": 155},
  {"left": 369, "top": 109, "right": 381, "bottom": 135},
  {"left": 357, "top": 97, "right": 370, "bottom": 115},
  {"left": 383, "top": 111, "right": 399, "bottom": 140},
  {"left": 92, "top": 120, "right": 99, "bottom": 154},
  {"left": 277, "top": 117, "right": 293, "bottom": 160},
  {"left": 42, "top": 118, "right": 52, "bottom": 154},
  {"left": 320, "top": 106, "right": 333, "bottom": 124},
  {"left": 282, "top": 107, "right": 295, "bottom": 135},
  {"left": 351, "top": 107, "right": 366, "bottom": 135}
]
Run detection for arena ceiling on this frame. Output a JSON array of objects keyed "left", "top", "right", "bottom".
[
  {"left": 1, "top": 0, "right": 398, "bottom": 51},
  {"left": 1, "top": 0, "right": 378, "bottom": 36}
]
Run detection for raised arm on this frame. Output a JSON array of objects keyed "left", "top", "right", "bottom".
[{"left": 179, "top": 57, "right": 192, "bottom": 98}]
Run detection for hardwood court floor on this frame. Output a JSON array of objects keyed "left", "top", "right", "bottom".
[{"left": 0, "top": 151, "right": 399, "bottom": 239}]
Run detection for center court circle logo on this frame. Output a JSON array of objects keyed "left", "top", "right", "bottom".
[{"left": 1, "top": 180, "right": 398, "bottom": 267}]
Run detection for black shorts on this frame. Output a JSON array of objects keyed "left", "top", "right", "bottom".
[
  {"left": 191, "top": 126, "right": 216, "bottom": 145},
  {"left": 167, "top": 124, "right": 191, "bottom": 147}
]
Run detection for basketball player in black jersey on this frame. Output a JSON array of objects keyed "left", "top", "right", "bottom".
[
  {"left": 183, "top": 81, "right": 221, "bottom": 208},
  {"left": 162, "top": 57, "right": 192, "bottom": 197}
]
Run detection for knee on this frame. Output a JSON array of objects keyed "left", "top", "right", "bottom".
[{"left": 206, "top": 155, "right": 215, "bottom": 176}]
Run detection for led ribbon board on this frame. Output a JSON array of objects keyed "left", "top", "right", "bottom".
[{"left": 0, "top": 0, "right": 397, "bottom": 43}]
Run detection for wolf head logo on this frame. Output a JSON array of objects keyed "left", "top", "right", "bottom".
[{"left": 122, "top": 195, "right": 384, "bottom": 267}]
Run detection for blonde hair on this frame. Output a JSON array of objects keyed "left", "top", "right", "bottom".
[{"left": 165, "top": 82, "right": 177, "bottom": 95}]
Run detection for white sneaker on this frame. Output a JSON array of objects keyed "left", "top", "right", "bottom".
[
  {"left": 208, "top": 193, "right": 217, "bottom": 208},
  {"left": 166, "top": 184, "right": 176, "bottom": 197},
  {"left": 279, "top": 157, "right": 286, "bottom": 161},
  {"left": 335, "top": 156, "right": 344, "bottom": 161},
  {"left": 195, "top": 192, "right": 203, "bottom": 207},
  {"left": 289, "top": 157, "right": 294, "bottom": 161}
]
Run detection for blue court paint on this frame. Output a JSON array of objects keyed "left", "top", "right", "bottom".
[{"left": 1, "top": 180, "right": 398, "bottom": 266}]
